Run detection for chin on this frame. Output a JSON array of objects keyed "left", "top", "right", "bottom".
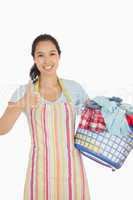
[{"left": 40, "top": 70, "right": 57, "bottom": 75}]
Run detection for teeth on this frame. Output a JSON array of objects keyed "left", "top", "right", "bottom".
[{"left": 45, "top": 65, "right": 53, "bottom": 69}]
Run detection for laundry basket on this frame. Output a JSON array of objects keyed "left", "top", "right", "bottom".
[{"left": 74, "top": 102, "right": 133, "bottom": 171}]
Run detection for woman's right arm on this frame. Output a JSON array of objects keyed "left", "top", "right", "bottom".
[{"left": 0, "top": 80, "right": 40, "bottom": 135}]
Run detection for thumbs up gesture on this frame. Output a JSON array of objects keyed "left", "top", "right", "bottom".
[{"left": 22, "top": 80, "right": 41, "bottom": 111}]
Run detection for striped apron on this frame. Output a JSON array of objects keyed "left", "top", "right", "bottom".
[{"left": 23, "top": 77, "right": 91, "bottom": 200}]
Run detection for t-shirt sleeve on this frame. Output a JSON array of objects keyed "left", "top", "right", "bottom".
[
  {"left": 8, "top": 84, "right": 26, "bottom": 103},
  {"left": 63, "top": 79, "right": 89, "bottom": 114}
]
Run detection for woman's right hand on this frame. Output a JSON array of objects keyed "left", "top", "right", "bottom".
[{"left": 21, "top": 80, "right": 41, "bottom": 111}]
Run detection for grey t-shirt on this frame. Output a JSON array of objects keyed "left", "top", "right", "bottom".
[{"left": 8, "top": 78, "right": 89, "bottom": 115}]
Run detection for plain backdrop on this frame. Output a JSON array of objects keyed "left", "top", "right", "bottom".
[{"left": 0, "top": 0, "right": 133, "bottom": 199}]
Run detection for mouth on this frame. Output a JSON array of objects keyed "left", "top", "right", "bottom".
[{"left": 43, "top": 65, "right": 54, "bottom": 71}]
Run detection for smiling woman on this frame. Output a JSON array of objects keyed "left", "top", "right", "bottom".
[
  {"left": 1, "top": 33, "right": 91, "bottom": 200},
  {"left": 29, "top": 34, "right": 63, "bottom": 102}
]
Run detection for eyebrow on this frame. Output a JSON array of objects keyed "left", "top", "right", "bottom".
[{"left": 36, "top": 50, "right": 57, "bottom": 54}]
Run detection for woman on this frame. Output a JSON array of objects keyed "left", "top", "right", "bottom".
[{"left": 0, "top": 34, "right": 91, "bottom": 200}]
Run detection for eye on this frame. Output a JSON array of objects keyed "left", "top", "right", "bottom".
[
  {"left": 38, "top": 54, "right": 43, "bottom": 57},
  {"left": 51, "top": 53, "right": 56, "bottom": 56}
]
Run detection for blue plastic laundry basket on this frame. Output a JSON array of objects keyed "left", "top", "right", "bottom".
[{"left": 74, "top": 104, "right": 133, "bottom": 171}]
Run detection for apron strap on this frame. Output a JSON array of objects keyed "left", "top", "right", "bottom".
[{"left": 58, "top": 78, "right": 73, "bottom": 103}]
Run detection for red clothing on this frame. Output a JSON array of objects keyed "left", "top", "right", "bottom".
[
  {"left": 78, "top": 108, "right": 106, "bottom": 133},
  {"left": 126, "top": 114, "right": 133, "bottom": 126}
]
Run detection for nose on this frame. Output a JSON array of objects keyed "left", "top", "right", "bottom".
[{"left": 43, "top": 56, "right": 51, "bottom": 65}]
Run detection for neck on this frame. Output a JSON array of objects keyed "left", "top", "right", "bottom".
[{"left": 38, "top": 74, "right": 59, "bottom": 89}]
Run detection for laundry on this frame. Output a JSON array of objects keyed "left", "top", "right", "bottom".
[
  {"left": 120, "top": 103, "right": 133, "bottom": 114},
  {"left": 129, "top": 126, "right": 133, "bottom": 132},
  {"left": 108, "top": 96, "right": 123, "bottom": 102},
  {"left": 108, "top": 96, "right": 123, "bottom": 106},
  {"left": 79, "top": 107, "right": 106, "bottom": 133},
  {"left": 126, "top": 114, "right": 133, "bottom": 126},
  {"left": 93, "top": 96, "right": 131, "bottom": 136},
  {"left": 85, "top": 99, "right": 102, "bottom": 109}
]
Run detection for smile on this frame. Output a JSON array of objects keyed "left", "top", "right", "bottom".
[{"left": 43, "top": 65, "right": 53, "bottom": 70}]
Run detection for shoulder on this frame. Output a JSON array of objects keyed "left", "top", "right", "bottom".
[
  {"left": 61, "top": 78, "right": 84, "bottom": 92},
  {"left": 61, "top": 77, "right": 89, "bottom": 102}
]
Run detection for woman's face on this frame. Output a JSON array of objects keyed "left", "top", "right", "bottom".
[{"left": 33, "top": 40, "right": 60, "bottom": 75}]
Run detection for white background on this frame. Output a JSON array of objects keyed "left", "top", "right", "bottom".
[{"left": 0, "top": 0, "right": 133, "bottom": 199}]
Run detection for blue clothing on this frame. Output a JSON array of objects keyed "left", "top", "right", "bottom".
[
  {"left": 85, "top": 100, "right": 101, "bottom": 109},
  {"left": 120, "top": 103, "right": 133, "bottom": 114},
  {"left": 8, "top": 77, "right": 89, "bottom": 115},
  {"left": 108, "top": 96, "right": 123, "bottom": 103},
  {"left": 129, "top": 126, "right": 133, "bottom": 132},
  {"left": 93, "top": 96, "right": 131, "bottom": 136},
  {"left": 108, "top": 96, "right": 123, "bottom": 106},
  {"left": 85, "top": 96, "right": 122, "bottom": 109}
]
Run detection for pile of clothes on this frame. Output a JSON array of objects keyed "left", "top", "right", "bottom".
[{"left": 79, "top": 96, "right": 133, "bottom": 136}]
